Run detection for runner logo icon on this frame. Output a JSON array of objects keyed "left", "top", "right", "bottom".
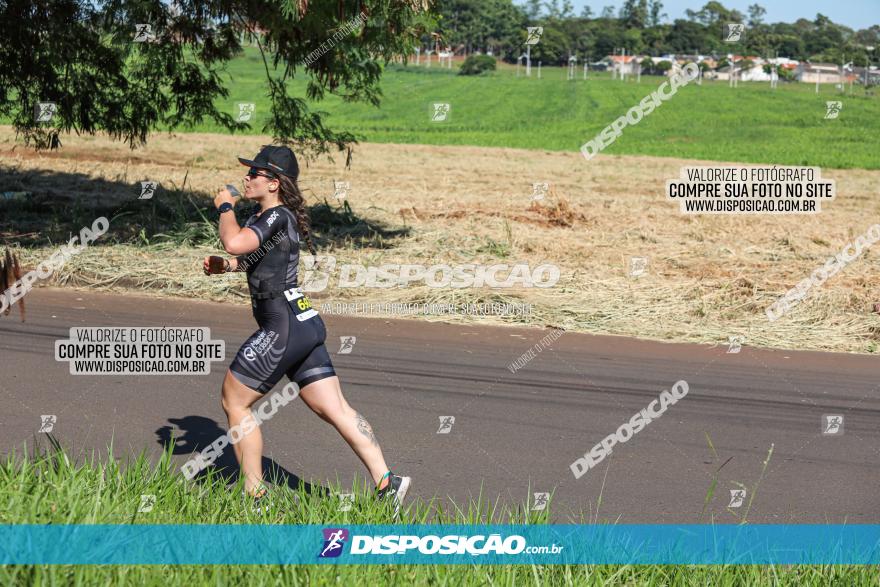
[{"left": 319, "top": 528, "right": 349, "bottom": 558}]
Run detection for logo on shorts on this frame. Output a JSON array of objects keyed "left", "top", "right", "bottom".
[
  {"left": 319, "top": 528, "right": 349, "bottom": 558},
  {"left": 245, "top": 330, "right": 278, "bottom": 360}
]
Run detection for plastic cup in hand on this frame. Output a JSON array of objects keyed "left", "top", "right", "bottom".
[{"left": 208, "top": 256, "right": 226, "bottom": 274}]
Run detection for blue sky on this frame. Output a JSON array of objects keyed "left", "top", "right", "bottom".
[{"left": 570, "top": 0, "right": 877, "bottom": 29}]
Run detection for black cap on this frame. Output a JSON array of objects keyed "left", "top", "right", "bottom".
[{"left": 238, "top": 145, "right": 299, "bottom": 180}]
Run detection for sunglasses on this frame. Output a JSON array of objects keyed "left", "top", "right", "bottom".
[{"left": 246, "top": 167, "right": 276, "bottom": 179}]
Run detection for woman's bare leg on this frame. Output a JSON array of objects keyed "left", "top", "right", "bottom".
[
  {"left": 298, "top": 376, "right": 391, "bottom": 488},
  {"left": 220, "top": 369, "right": 265, "bottom": 494}
]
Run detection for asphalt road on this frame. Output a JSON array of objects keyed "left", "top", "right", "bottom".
[{"left": 2, "top": 288, "right": 878, "bottom": 523}]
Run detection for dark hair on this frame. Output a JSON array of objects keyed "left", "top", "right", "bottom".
[{"left": 275, "top": 173, "right": 316, "bottom": 258}]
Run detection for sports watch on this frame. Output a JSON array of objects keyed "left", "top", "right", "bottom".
[{"left": 218, "top": 202, "right": 234, "bottom": 214}]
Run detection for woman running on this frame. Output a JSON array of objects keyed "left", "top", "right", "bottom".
[{"left": 203, "top": 145, "right": 411, "bottom": 514}]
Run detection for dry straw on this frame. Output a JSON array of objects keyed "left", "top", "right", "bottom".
[{"left": 2, "top": 128, "right": 878, "bottom": 353}]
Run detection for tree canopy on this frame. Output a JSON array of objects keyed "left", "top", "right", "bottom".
[
  {"left": 431, "top": 0, "right": 877, "bottom": 67},
  {"left": 1, "top": 0, "right": 875, "bottom": 155},
  {"left": 0, "top": 0, "right": 433, "bottom": 156}
]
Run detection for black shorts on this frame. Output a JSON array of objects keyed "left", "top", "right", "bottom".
[{"left": 229, "top": 289, "right": 336, "bottom": 394}]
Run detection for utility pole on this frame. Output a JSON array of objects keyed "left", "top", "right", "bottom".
[
  {"left": 526, "top": 43, "right": 532, "bottom": 77},
  {"left": 612, "top": 48, "right": 617, "bottom": 80},
  {"left": 770, "top": 49, "right": 778, "bottom": 90}
]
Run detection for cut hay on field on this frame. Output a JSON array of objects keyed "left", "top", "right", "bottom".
[{"left": 1, "top": 127, "right": 879, "bottom": 353}]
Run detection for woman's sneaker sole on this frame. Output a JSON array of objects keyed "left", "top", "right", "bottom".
[{"left": 395, "top": 476, "right": 411, "bottom": 510}]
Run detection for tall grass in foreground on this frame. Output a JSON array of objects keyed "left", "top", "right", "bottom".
[{"left": 0, "top": 437, "right": 877, "bottom": 585}]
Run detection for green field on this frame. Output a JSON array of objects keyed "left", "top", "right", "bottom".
[
  {"left": 176, "top": 47, "right": 880, "bottom": 169},
  {"left": 1, "top": 440, "right": 878, "bottom": 584}
]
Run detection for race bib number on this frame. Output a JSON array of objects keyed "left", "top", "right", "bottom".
[
  {"left": 296, "top": 296, "right": 313, "bottom": 312},
  {"left": 284, "top": 288, "right": 318, "bottom": 321}
]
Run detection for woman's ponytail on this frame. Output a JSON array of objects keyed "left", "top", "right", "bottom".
[{"left": 276, "top": 174, "right": 316, "bottom": 258}]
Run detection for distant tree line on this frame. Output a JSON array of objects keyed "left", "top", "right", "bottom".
[{"left": 429, "top": 0, "right": 880, "bottom": 66}]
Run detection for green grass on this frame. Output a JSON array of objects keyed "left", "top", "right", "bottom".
[
  {"left": 174, "top": 47, "right": 880, "bottom": 169},
  {"left": 1, "top": 437, "right": 878, "bottom": 584}
]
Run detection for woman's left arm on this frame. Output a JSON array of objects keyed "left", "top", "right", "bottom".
[{"left": 214, "top": 188, "right": 260, "bottom": 255}]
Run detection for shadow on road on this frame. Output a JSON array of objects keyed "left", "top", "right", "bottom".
[{"left": 156, "top": 416, "right": 329, "bottom": 496}]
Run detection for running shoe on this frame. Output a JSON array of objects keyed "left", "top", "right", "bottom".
[
  {"left": 244, "top": 484, "right": 271, "bottom": 515},
  {"left": 376, "top": 473, "right": 411, "bottom": 518}
]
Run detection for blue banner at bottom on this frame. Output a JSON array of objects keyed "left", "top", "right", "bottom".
[{"left": 1, "top": 524, "right": 878, "bottom": 565}]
